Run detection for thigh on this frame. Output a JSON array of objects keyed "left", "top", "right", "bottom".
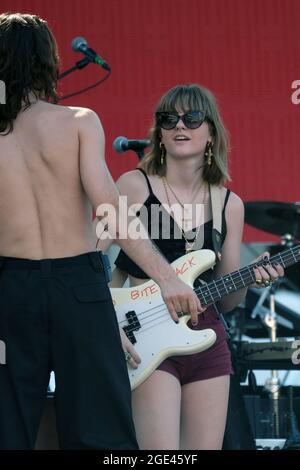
[
  {"left": 132, "top": 370, "right": 181, "bottom": 450},
  {"left": 180, "top": 375, "right": 230, "bottom": 450}
]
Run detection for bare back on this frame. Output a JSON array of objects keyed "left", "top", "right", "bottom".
[{"left": 0, "top": 101, "right": 95, "bottom": 259}]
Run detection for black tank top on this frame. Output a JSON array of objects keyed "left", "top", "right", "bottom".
[{"left": 115, "top": 169, "right": 231, "bottom": 281}]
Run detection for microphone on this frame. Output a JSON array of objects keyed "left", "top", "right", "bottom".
[
  {"left": 71, "top": 37, "right": 111, "bottom": 71},
  {"left": 113, "top": 136, "right": 152, "bottom": 154}
]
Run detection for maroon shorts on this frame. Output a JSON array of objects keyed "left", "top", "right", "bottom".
[{"left": 157, "top": 305, "right": 233, "bottom": 385}]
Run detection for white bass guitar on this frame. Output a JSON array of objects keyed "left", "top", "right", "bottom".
[{"left": 110, "top": 246, "right": 300, "bottom": 390}]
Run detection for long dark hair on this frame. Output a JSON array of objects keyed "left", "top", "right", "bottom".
[{"left": 0, "top": 12, "right": 59, "bottom": 135}]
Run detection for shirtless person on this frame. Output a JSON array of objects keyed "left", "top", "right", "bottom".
[{"left": 0, "top": 13, "right": 201, "bottom": 450}]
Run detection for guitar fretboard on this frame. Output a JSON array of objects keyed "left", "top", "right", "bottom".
[{"left": 196, "top": 245, "right": 300, "bottom": 307}]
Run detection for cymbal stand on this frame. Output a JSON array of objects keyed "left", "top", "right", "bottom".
[
  {"left": 263, "top": 283, "right": 281, "bottom": 439},
  {"left": 251, "top": 287, "right": 270, "bottom": 321}
]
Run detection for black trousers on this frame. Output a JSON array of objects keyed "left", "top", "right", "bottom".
[{"left": 0, "top": 252, "right": 138, "bottom": 450}]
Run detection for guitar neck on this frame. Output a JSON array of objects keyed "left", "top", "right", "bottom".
[{"left": 196, "top": 245, "right": 300, "bottom": 307}]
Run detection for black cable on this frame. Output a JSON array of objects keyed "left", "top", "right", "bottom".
[{"left": 58, "top": 70, "right": 111, "bottom": 101}]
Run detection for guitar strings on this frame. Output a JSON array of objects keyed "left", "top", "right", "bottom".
[
  {"left": 119, "top": 250, "right": 298, "bottom": 329},
  {"left": 118, "top": 249, "right": 299, "bottom": 332}
]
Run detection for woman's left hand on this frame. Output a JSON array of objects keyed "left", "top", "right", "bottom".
[
  {"left": 251, "top": 251, "right": 285, "bottom": 289},
  {"left": 119, "top": 327, "right": 141, "bottom": 369}
]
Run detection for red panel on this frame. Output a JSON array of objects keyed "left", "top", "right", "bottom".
[{"left": 2, "top": 0, "right": 300, "bottom": 241}]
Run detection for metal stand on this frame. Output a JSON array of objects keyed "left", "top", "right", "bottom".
[
  {"left": 263, "top": 283, "right": 281, "bottom": 438},
  {"left": 58, "top": 57, "right": 91, "bottom": 79},
  {"left": 135, "top": 150, "right": 146, "bottom": 160},
  {"left": 251, "top": 278, "right": 282, "bottom": 438}
]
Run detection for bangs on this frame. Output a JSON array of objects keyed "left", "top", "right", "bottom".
[{"left": 158, "top": 85, "right": 208, "bottom": 114}]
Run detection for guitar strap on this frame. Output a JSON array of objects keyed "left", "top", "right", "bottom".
[
  {"left": 209, "top": 184, "right": 223, "bottom": 262},
  {"left": 209, "top": 185, "right": 231, "bottom": 336}
]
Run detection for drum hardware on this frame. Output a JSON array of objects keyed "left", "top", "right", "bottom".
[
  {"left": 242, "top": 199, "right": 300, "bottom": 340},
  {"left": 244, "top": 200, "right": 300, "bottom": 240},
  {"left": 238, "top": 380, "right": 300, "bottom": 445},
  {"left": 282, "top": 386, "right": 300, "bottom": 449},
  {"left": 281, "top": 233, "right": 296, "bottom": 248},
  {"left": 246, "top": 287, "right": 300, "bottom": 338},
  {"left": 232, "top": 196, "right": 300, "bottom": 447},
  {"left": 281, "top": 370, "right": 291, "bottom": 387},
  {"left": 236, "top": 339, "right": 299, "bottom": 369},
  {"left": 252, "top": 281, "right": 280, "bottom": 438},
  {"left": 245, "top": 199, "right": 300, "bottom": 290},
  {"left": 234, "top": 339, "right": 299, "bottom": 444},
  {"left": 255, "top": 438, "right": 286, "bottom": 450},
  {"left": 251, "top": 284, "right": 277, "bottom": 323},
  {"left": 245, "top": 236, "right": 300, "bottom": 338},
  {"left": 269, "top": 235, "right": 300, "bottom": 291}
]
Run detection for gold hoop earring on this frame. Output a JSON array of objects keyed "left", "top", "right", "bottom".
[
  {"left": 204, "top": 141, "right": 213, "bottom": 166},
  {"left": 159, "top": 142, "right": 165, "bottom": 165}
]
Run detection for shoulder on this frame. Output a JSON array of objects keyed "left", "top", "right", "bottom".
[
  {"left": 225, "top": 190, "right": 244, "bottom": 212},
  {"left": 69, "top": 107, "right": 105, "bottom": 143},
  {"left": 117, "top": 170, "right": 150, "bottom": 204},
  {"left": 54, "top": 105, "right": 103, "bottom": 130},
  {"left": 41, "top": 104, "right": 103, "bottom": 132},
  {"left": 69, "top": 106, "right": 99, "bottom": 120},
  {"left": 71, "top": 107, "right": 103, "bottom": 129},
  {"left": 40, "top": 103, "right": 97, "bottom": 120},
  {"left": 222, "top": 189, "right": 244, "bottom": 227},
  {"left": 117, "top": 169, "right": 148, "bottom": 190},
  {"left": 212, "top": 186, "right": 243, "bottom": 212}
]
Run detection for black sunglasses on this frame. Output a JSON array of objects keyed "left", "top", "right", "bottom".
[{"left": 156, "top": 111, "right": 206, "bottom": 130}]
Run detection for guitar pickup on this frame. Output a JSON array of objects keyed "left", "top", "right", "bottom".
[{"left": 123, "top": 310, "right": 141, "bottom": 344}]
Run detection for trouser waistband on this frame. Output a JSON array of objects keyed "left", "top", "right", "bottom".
[{"left": 0, "top": 251, "right": 103, "bottom": 272}]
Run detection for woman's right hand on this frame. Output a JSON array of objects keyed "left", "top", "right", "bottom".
[{"left": 159, "top": 276, "right": 204, "bottom": 326}]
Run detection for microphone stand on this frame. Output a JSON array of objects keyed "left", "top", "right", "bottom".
[
  {"left": 135, "top": 150, "right": 146, "bottom": 160},
  {"left": 58, "top": 57, "right": 91, "bottom": 80},
  {"left": 263, "top": 283, "right": 281, "bottom": 439}
]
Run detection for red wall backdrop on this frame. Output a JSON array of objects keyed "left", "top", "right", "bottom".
[{"left": 2, "top": 0, "right": 300, "bottom": 242}]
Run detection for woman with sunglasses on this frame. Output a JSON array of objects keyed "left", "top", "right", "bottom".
[{"left": 112, "top": 83, "right": 284, "bottom": 449}]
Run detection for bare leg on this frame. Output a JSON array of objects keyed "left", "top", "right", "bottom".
[
  {"left": 132, "top": 370, "right": 181, "bottom": 450},
  {"left": 180, "top": 375, "right": 230, "bottom": 450}
]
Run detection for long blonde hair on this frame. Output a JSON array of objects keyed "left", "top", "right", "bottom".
[{"left": 139, "top": 84, "right": 230, "bottom": 184}]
